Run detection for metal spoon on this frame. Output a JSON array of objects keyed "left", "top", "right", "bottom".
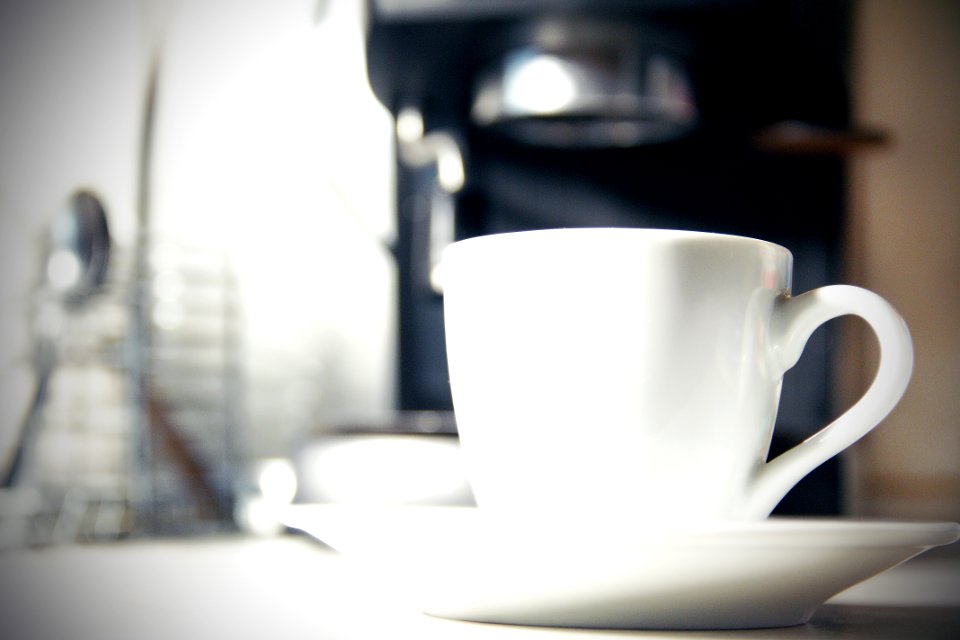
[{"left": 1, "top": 190, "right": 111, "bottom": 487}]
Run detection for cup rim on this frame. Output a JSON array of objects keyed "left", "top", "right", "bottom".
[{"left": 444, "top": 227, "right": 791, "bottom": 257}]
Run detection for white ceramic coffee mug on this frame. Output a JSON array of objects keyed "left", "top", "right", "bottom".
[{"left": 442, "top": 228, "right": 913, "bottom": 520}]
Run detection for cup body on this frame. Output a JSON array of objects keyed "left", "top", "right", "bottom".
[{"left": 442, "top": 228, "right": 793, "bottom": 519}]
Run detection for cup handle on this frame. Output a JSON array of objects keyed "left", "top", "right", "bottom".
[{"left": 742, "top": 285, "right": 914, "bottom": 518}]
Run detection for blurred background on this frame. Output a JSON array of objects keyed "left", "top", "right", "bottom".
[{"left": 0, "top": 0, "right": 957, "bottom": 546}]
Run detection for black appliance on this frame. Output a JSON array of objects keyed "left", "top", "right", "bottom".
[{"left": 366, "top": 0, "right": 856, "bottom": 515}]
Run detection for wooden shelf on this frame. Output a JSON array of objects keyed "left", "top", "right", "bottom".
[{"left": 754, "top": 120, "right": 890, "bottom": 156}]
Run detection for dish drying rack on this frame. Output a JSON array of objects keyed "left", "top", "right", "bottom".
[{"left": 1, "top": 239, "right": 244, "bottom": 547}]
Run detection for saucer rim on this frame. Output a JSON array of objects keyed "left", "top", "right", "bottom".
[{"left": 282, "top": 503, "right": 960, "bottom": 549}]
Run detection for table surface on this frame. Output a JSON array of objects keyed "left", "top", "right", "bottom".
[{"left": 1, "top": 534, "right": 958, "bottom": 640}]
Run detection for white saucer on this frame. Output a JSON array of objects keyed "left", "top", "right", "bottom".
[{"left": 281, "top": 504, "right": 959, "bottom": 630}]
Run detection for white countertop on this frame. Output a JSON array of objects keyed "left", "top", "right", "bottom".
[{"left": 1, "top": 534, "right": 958, "bottom": 640}]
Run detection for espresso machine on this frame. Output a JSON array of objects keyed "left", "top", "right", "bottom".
[{"left": 365, "top": 0, "right": 855, "bottom": 514}]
